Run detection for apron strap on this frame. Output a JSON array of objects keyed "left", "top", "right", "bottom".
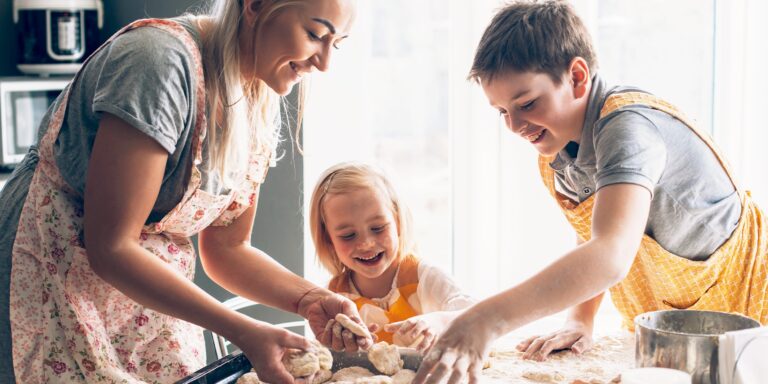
[{"left": 598, "top": 92, "right": 743, "bottom": 199}]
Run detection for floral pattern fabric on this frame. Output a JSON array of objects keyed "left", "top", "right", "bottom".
[{"left": 9, "top": 19, "right": 272, "bottom": 383}]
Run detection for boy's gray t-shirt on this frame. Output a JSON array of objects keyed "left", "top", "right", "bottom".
[{"left": 551, "top": 74, "right": 741, "bottom": 260}]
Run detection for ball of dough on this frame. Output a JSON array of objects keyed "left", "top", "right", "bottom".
[
  {"left": 311, "top": 339, "right": 333, "bottom": 370},
  {"left": 236, "top": 372, "right": 261, "bottom": 384},
  {"left": 367, "top": 342, "right": 403, "bottom": 375},
  {"left": 392, "top": 331, "right": 424, "bottom": 349},
  {"left": 282, "top": 348, "right": 320, "bottom": 378},
  {"left": 390, "top": 369, "right": 416, "bottom": 384},
  {"left": 332, "top": 366, "right": 375, "bottom": 382}
]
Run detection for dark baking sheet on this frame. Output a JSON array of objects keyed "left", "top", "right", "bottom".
[{"left": 177, "top": 348, "right": 422, "bottom": 383}]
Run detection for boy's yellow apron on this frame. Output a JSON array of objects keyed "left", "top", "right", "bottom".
[
  {"left": 538, "top": 92, "right": 768, "bottom": 329},
  {"left": 329, "top": 257, "right": 421, "bottom": 343}
]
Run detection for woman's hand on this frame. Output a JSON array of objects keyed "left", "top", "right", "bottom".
[
  {"left": 296, "top": 288, "right": 374, "bottom": 351},
  {"left": 516, "top": 320, "right": 594, "bottom": 361},
  {"left": 412, "top": 310, "right": 496, "bottom": 384},
  {"left": 234, "top": 319, "right": 313, "bottom": 384},
  {"left": 385, "top": 311, "right": 454, "bottom": 353}
]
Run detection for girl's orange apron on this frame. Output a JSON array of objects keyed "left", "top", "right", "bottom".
[
  {"left": 9, "top": 19, "right": 271, "bottom": 383},
  {"left": 539, "top": 92, "right": 768, "bottom": 330},
  {"left": 329, "top": 257, "right": 421, "bottom": 344}
]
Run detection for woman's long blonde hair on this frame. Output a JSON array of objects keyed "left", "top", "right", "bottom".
[
  {"left": 309, "top": 162, "right": 418, "bottom": 279},
  {"left": 201, "top": 0, "right": 306, "bottom": 186}
]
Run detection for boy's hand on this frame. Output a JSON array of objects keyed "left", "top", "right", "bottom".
[
  {"left": 385, "top": 312, "right": 453, "bottom": 352},
  {"left": 515, "top": 320, "right": 594, "bottom": 361},
  {"left": 412, "top": 309, "right": 494, "bottom": 384}
]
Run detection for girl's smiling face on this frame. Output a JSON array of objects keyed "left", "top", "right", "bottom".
[{"left": 322, "top": 186, "right": 400, "bottom": 295}]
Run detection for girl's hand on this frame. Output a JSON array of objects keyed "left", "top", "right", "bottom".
[
  {"left": 385, "top": 312, "right": 452, "bottom": 353},
  {"left": 235, "top": 319, "right": 313, "bottom": 384},
  {"left": 516, "top": 320, "right": 594, "bottom": 361},
  {"left": 412, "top": 310, "right": 495, "bottom": 384},
  {"left": 296, "top": 287, "right": 374, "bottom": 351}
]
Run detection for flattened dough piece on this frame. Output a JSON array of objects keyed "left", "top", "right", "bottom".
[
  {"left": 390, "top": 369, "right": 416, "bottom": 384},
  {"left": 236, "top": 372, "right": 261, "bottom": 384},
  {"left": 392, "top": 331, "right": 425, "bottom": 349},
  {"left": 367, "top": 341, "right": 403, "bottom": 375},
  {"left": 335, "top": 313, "right": 371, "bottom": 338},
  {"left": 282, "top": 348, "right": 320, "bottom": 378},
  {"left": 311, "top": 369, "right": 332, "bottom": 384},
  {"left": 521, "top": 370, "right": 566, "bottom": 383},
  {"left": 356, "top": 375, "right": 394, "bottom": 384},
  {"left": 332, "top": 366, "right": 375, "bottom": 382}
]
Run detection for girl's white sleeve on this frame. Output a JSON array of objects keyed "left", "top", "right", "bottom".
[{"left": 416, "top": 263, "right": 476, "bottom": 313}]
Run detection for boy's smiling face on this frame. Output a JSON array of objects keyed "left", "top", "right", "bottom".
[{"left": 481, "top": 59, "right": 591, "bottom": 157}]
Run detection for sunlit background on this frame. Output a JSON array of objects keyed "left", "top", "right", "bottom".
[{"left": 302, "top": 0, "right": 768, "bottom": 329}]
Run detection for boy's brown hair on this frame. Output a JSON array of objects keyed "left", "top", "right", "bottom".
[{"left": 468, "top": 0, "right": 598, "bottom": 84}]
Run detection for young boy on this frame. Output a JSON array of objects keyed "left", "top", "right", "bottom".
[{"left": 414, "top": 2, "right": 768, "bottom": 383}]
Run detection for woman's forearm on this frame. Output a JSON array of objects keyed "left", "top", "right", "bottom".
[
  {"left": 200, "top": 242, "right": 320, "bottom": 314},
  {"left": 88, "top": 240, "right": 251, "bottom": 343}
]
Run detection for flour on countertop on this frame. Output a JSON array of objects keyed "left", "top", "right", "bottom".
[{"left": 482, "top": 332, "right": 633, "bottom": 383}]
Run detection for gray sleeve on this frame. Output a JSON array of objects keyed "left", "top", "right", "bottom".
[
  {"left": 593, "top": 110, "right": 667, "bottom": 196},
  {"left": 91, "top": 27, "right": 194, "bottom": 154}
]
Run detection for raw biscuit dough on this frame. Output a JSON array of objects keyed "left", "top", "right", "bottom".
[
  {"left": 355, "top": 375, "right": 394, "bottom": 384},
  {"left": 282, "top": 348, "right": 320, "bottom": 378},
  {"left": 236, "top": 372, "right": 261, "bottom": 384},
  {"left": 335, "top": 313, "right": 371, "bottom": 338},
  {"left": 367, "top": 341, "right": 403, "bottom": 375},
  {"left": 392, "top": 331, "right": 425, "bottom": 349},
  {"left": 332, "top": 366, "right": 375, "bottom": 382},
  {"left": 311, "top": 369, "right": 332, "bottom": 384},
  {"left": 522, "top": 370, "right": 566, "bottom": 383},
  {"left": 390, "top": 369, "right": 416, "bottom": 384},
  {"left": 311, "top": 339, "right": 333, "bottom": 370}
]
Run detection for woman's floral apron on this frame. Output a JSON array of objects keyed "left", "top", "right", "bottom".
[
  {"left": 538, "top": 92, "right": 768, "bottom": 330},
  {"left": 9, "top": 19, "right": 272, "bottom": 383}
]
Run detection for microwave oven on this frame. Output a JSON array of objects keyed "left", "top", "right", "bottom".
[{"left": 0, "top": 76, "right": 70, "bottom": 167}]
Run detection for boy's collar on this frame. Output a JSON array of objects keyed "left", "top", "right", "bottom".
[{"left": 551, "top": 73, "right": 606, "bottom": 169}]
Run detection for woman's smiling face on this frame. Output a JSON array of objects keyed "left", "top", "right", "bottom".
[{"left": 241, "top": 0, "right": 357, "bottom": 95}]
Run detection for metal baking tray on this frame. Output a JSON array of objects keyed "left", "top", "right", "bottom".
[{"left": 177, "top": 348, "right": 423, "bottom": 384}]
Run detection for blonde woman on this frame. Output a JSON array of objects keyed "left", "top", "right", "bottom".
[{"left": 0, "top": 1, "right": 366, "bottom": 383}]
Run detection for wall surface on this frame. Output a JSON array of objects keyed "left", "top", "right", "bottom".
[{"left": 1, "top": 0, "right": 306, "bottom": 365}]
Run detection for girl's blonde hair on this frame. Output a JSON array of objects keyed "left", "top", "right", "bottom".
[
  {"left": 201, "top": 0, "right": 307, "bottom": 187},
  {"left": 309, "top": 162, "right": 418, "bottom": 278}
]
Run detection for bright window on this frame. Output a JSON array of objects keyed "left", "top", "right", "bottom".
[{"left": 303, "top": 0, "right": 766, "bottom": 329}]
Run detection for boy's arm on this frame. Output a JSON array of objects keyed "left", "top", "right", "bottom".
[
  {"left": 516, "top": 237, "right": 605, "bottom": 360},
  {"left": 414, "top": 183, "right": 649, "bottom": 384}
]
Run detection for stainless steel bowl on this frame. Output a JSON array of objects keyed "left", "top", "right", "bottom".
[{"left": 635, "top": 310, "right": 760, "bottom": 384}]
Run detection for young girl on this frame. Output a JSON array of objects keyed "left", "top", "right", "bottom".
[{"left": 309, "top": 162, "right": 475, "bottom": 352}]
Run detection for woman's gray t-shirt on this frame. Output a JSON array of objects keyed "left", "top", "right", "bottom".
[
  {"left": 551, "top": 74, "right": 741, "bottom": 261},
  {"left": 0, "top": 17, "right": 213, "bottom": 380}
]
